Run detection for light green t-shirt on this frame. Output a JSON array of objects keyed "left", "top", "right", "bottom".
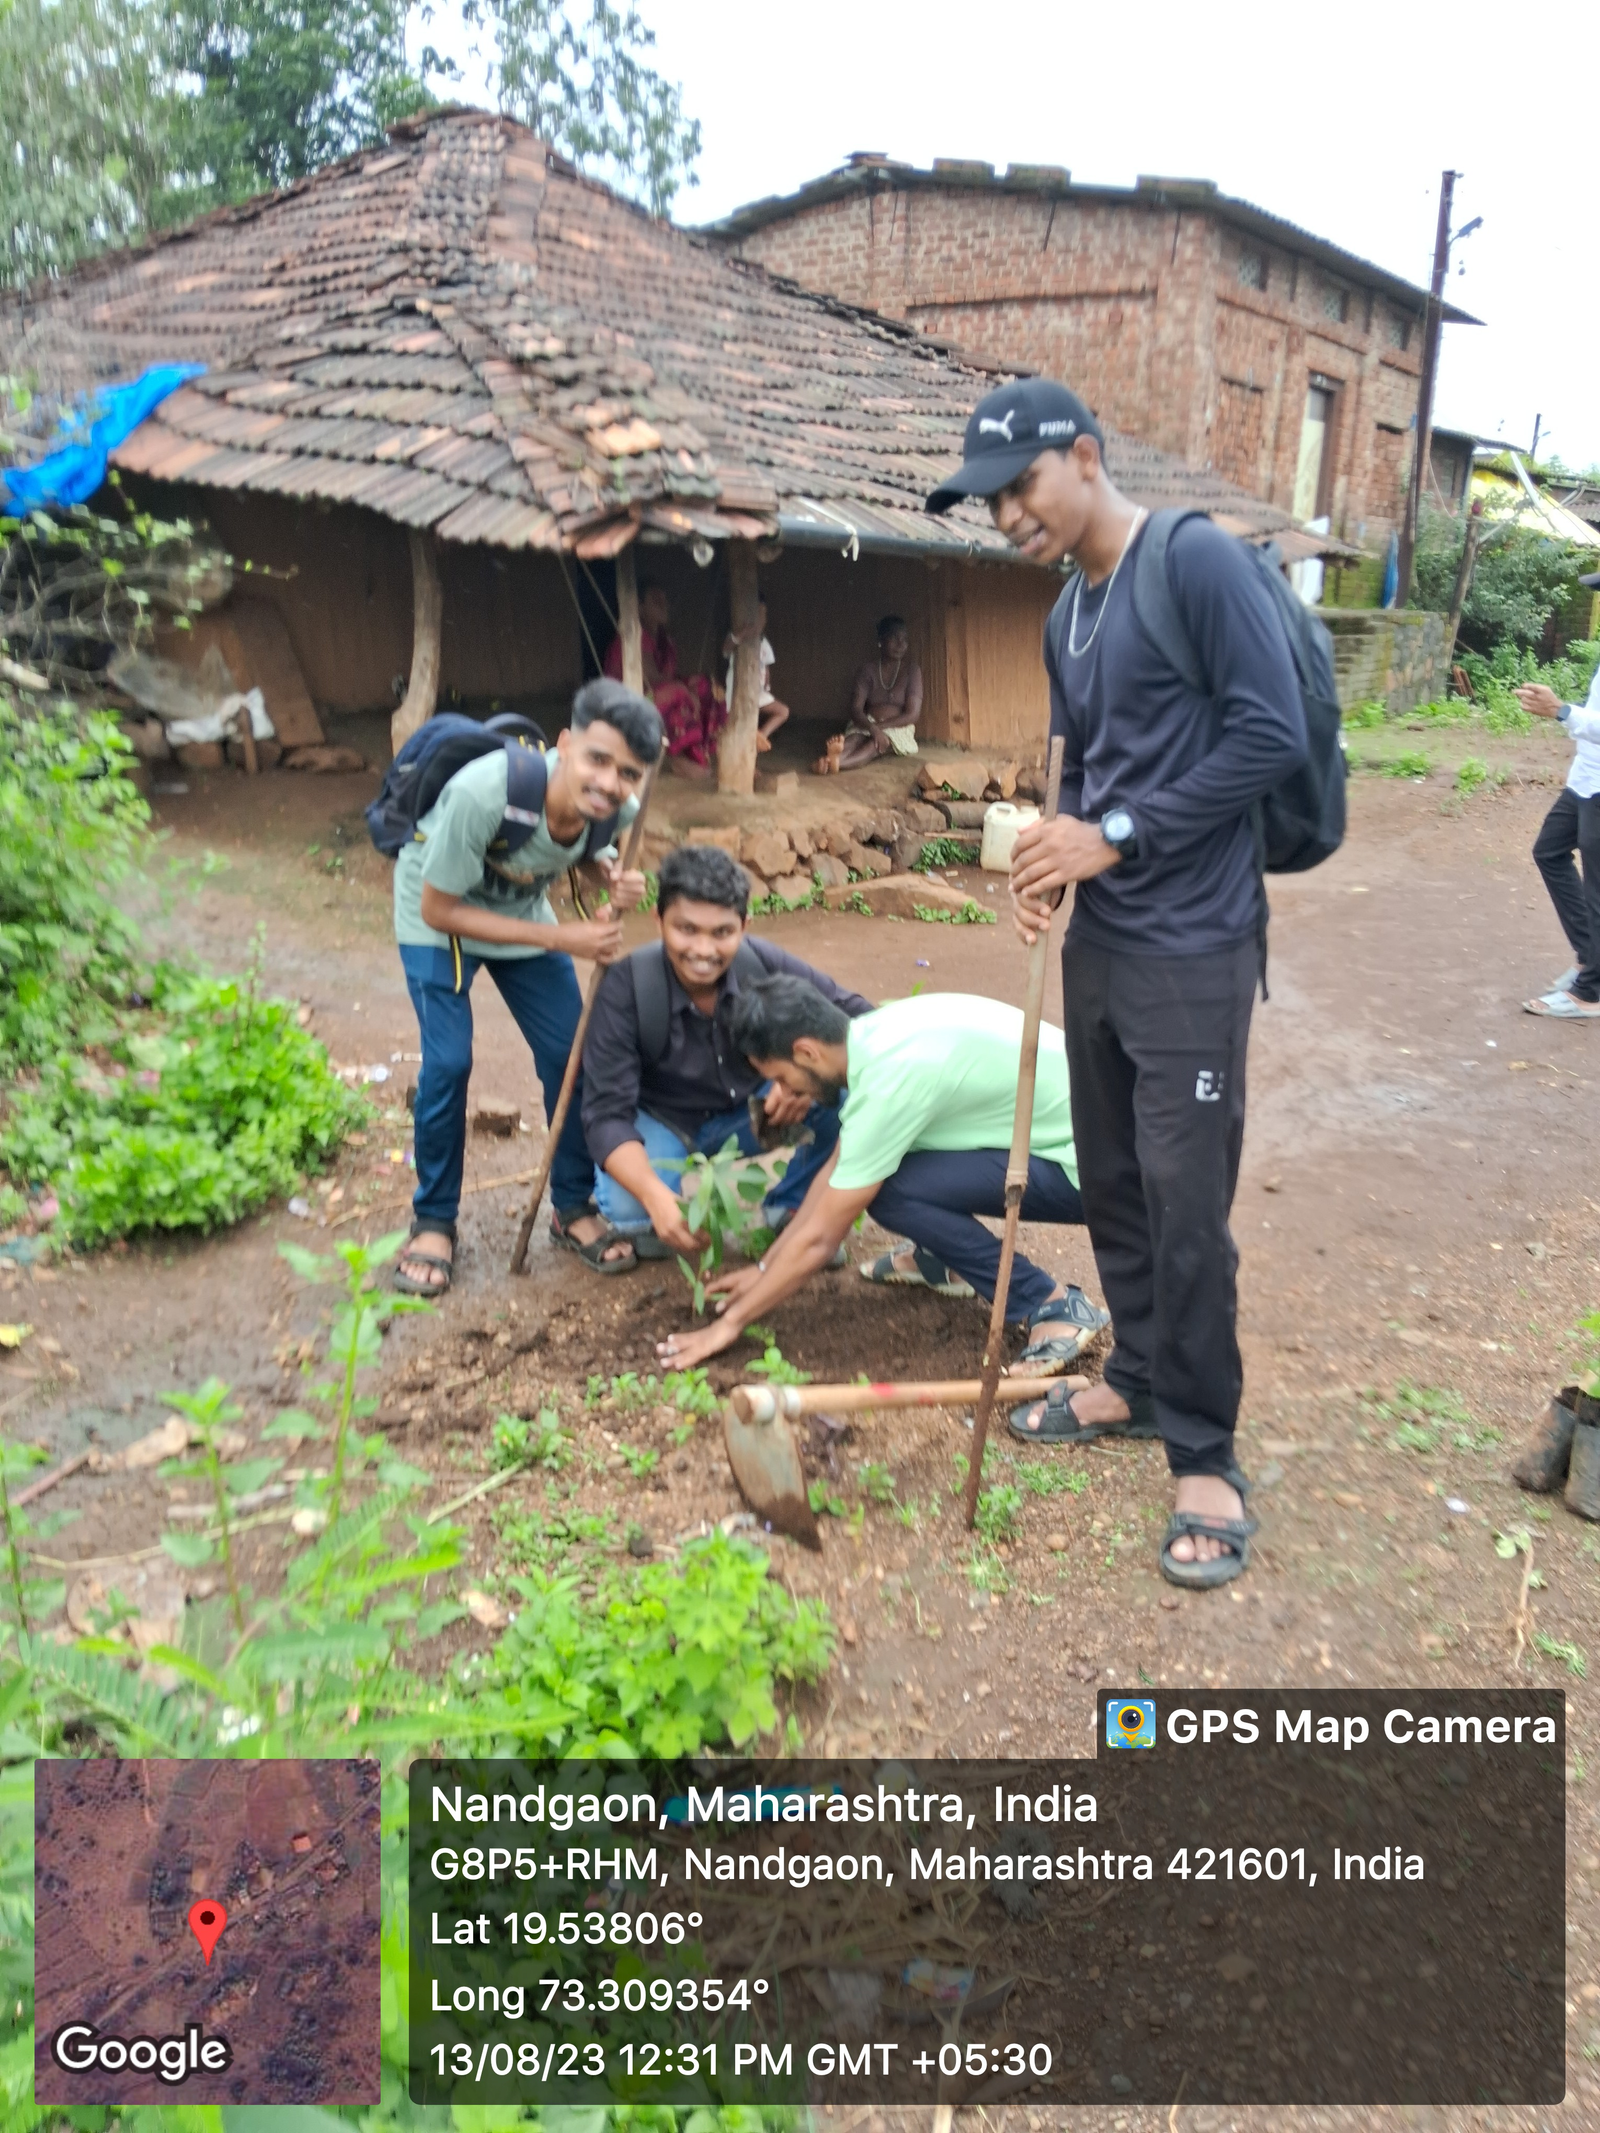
[
  {"left": 392, "top": 748, "right": 637, "bottom": 958},
  {"left": 831, "top": 993, "right": 1078, "bottom": 1192}
]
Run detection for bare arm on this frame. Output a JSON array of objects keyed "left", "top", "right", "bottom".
[
  {"left": 603, "top": 1141, "right": 705, "bottom": 1254},
  {"left": 419, "top": 882, "right": 625, "bottom": 961},
  {"left": 656, "top": 1154, "right": 875, "bottom": 1367}
]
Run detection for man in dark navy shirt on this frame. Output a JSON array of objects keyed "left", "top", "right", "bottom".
[{"left": 928, "top": 378, "right": 1307, "bottom": 1588}]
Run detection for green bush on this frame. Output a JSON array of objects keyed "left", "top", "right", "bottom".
[
  {"left": 1411, "top": 503, "right": 1588, "bottom": 654},
  {"left": 0, "top": 963, "right": 366, "bottom": 1244},
  {"left": 0, "top": 690, "right": 147, "bottom": 1068}
]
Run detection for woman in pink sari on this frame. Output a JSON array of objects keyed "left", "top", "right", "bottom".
[{"left": 604, "top": 580, "right": 724, "bottom": 772}]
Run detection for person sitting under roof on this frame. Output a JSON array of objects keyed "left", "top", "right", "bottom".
[
  {"left": 654, "top": 974, "right": 1109, "bottom": 1376},
  {"left": 582, "top": 845, "right": 872, "bottom": 1261},
  {"left": 722, "top": 602, "right": 790, "bottom": 751},
  {"left": 815, "top": 615, "right": 924, "bottom": 773},
  {"left": 604, "top": 579, "right": 725, "bottom": 777}
]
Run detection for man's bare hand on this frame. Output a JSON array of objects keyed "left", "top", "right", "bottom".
[
  {"left": 762, "top": 1082, "right": 812, "bottom": 1127},
  {"left": 598, "top": 861, "right": 649, "bottom": 910},
  {"left": 1011, "top": 815, "right": 1121, "bottom": 899},
  {"left": 563, "top": 916, "right": 627, "bottom": 963},
  {"left": 648, "top": 1199, "right": 706, "bottom": 1257},
  {"left": 1517, "top": 684, "right": 1564, "bottom": 721},
  {"left": 704, "top": 1263, "right": 763, "bottom": 1308},
  {"left": 656, "top": 1314, "right": 741, "bottom": 1369},
  {"left": 1010, "top": 879, "right": 1057, "bottom": 948}
]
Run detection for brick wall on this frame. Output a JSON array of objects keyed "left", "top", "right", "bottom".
[{"left": 728, "top": 185, "right": 1424, "bottom": 548}]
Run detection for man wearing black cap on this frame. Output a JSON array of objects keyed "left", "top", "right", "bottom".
[
  {"left": 928, "top": 379, "right": 1308, "bottom": 1588},
  {"left": 1516, "top": 571, "right": 1600, "bottom": 1021}
]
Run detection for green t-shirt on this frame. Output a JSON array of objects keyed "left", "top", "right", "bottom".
[
  {"left": 831, "top": 993, "right": 1078, "bottom": 1192},
  {"left": 392, "top": 749, "right": 638, "bottom": 958}
]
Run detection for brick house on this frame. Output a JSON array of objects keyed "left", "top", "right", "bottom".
[{"left": 709, "top": 161, "right": 1476, "bottom": 554}]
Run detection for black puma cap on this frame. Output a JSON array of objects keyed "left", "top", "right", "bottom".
[{"left": 926, "top": 378, "right": 1103, "bottom": 514}]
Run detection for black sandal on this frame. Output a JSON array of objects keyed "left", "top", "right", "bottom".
[
  {"left": 550, "top": 1203, "right": 637, "bottom": 1276},
  {"left": 1160, "top": 1470, "right": 1257, "bottom": 1589},
  {"left": 1008, "top": 1381, "right": 1158, "bottom": 1444},
  {"left": 394, "top": 1218, "right": 456, "bottom": 1297}
]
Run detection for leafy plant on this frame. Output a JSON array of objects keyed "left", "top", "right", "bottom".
[
  {"left": 975, "top": 1482, "right": 1024, "bottom": 1546},
  {"left": 1, "top": 960, "right": 368, "bottom": 1246},
  {"left": 1575, "top": 1309, "right": 1600, "bottom": 1398},
  {"left": 467, "top": 1531, "right": 835, "bottom": 1755},
  {"left": 914, "top": 899, "right": 997, "bottom": 925},
  {"left": 1015, "top": 1461, "right": 1092, "bottom": 1499},
  {"left": 268, "top": 1230, "right": 431, "bottom": 1521},
  {"left": 857, "top": 1460, "right": 897, "bottom": 1504},
  {"left": 675, "top": 1134, "right": 780, "bottom": 1312},
  {"left": 161, "top": 1376, "right": 269, "bottom": 1630},
  {"left": 0, "top": 1440, "right": 70, "bottom": 1637},
  {"left": 1456, "top": 756, "right": 1491, "bottom": 794},
  {"left": 746, "top": 1342, "right": 812, "bottom": 1385},
  {"left": 1342, "top": 700, "right": 1387, "bottom": 730},
  {"left": 752, "top": 882, "right": 823, "bottom": 914},
  {"left": 1532, "top": 1631, "right": 1587, "bottom": 1678},
  {"left": 664, "top": 1364, "right": 720, "bottom": 1417},
  {"left": 808, "top": 1480, "right": 846, "bottom": 1517},
  {"left": 492, "top": 1405, "right": 572, "bottom": 1471},
  {"left": 1412, "top": 500, "right": 1590, "bottom": 654},
  {"left": 912, "top": 836, "right": 980, "bottom": 871},
  {"left": 1374, "top": 750, "right": 1431, "bottom": 780},
  {"left": 619, "top": 1443, "right": 658, "bottom": 1478}
]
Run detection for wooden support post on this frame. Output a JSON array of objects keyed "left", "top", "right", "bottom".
[
  {"left": 391, "top": 529, "right": 443, "bottom": 753},
  {"left": 616, "top": 544, "right": 644, "bottom": 694},
  {"left": 1445, "top": 497, "right": 1484, "bottom": 664},
  {"left": 718, "top": 539, "right": 761, "bottom": 794},
  {"left": 235, "top": 703, "right": 258, "bottom": 775}
]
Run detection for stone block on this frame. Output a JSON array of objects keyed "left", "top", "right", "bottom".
[
  {"left": 685, "top": 826, "right": 743, "bottom": 856},
  {"left": 175, "top": 741, "right": 225, "bottom": 769},
  {"left": 754, "top": 769, "right": 800, "bottom": 796},
  {"left": 767, "top": 873, "right": 816, "bottom": 907},
  {"left": 989, "top": 759, "right": 1020, "bottom": 799},
  {"left": 810, "top": 852, "right": 850, "bottom": 889},
  {"left": 741, "top": 828, "right": 793, "bottom": 878},
  {"left": 868, "top": 807, "right": 905, "bottom": 846},
  {"left": 941, "top": 799, "right": 990, "bottom": 829},
  {"left": 847, "top": 841, "right": 892, "bottom": 879},
  {"left": 892, "top": 833, "right": 929, "bottom": 874},
  {"left": 789, "top": 825, "right": 814, "bottom": 861},
  {"left": 824, "top": 874, "right": 978, "bottom": 919},
  {"left": 920, "top": 759, "right": 988, "bottom": 801},
  {"left": 905, "top": 799, "right": 947, "bottom": 833}
]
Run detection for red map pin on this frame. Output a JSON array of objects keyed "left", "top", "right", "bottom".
[{"left": 187, "top": 1899, "right": 228, "bottom": 1965}]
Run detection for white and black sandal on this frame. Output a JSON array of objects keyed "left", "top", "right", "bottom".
[{"left": 860, "top": 1244, "right": 974, "bottom": 1297}]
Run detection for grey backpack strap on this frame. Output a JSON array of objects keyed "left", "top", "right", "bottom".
[
  {"left": 1129, "top": 507, "right": 1210, "bottom": 696},
  {"left": 629, "top": 943, "right": 673, "bottom": 1063}
]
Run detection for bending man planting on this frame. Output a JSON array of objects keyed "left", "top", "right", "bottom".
[{"left": 655, "top": 974, "right": 1106, "bottom": 1374}]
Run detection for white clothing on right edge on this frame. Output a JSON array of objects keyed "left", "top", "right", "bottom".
[
  {"left": 1560, "top": 662, "right": 1600, "bottom": 798},
  {"left": 726, "top": 636, "right": 775, "bottom": 709}
]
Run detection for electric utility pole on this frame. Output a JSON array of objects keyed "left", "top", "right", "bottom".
[{"left": 1396, "top": 169, "right": 1456, "bottom": 608}]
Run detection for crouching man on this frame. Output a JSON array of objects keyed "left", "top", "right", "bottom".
[
  {"left": 582, "top": 845, "right": 872, "bottom": 1259},
  {"left": 393, "top": 679, "right": 661, "bottom": 1294},
  {"left": 655, "top": 974, "right": 1107, "bottom": 1372}
]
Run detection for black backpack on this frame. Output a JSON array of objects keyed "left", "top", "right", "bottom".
[
  {"left": 364, "top": 712, "right": 621, "bottom": 864},
  {"left": 1128, "top": 509, "right": 1346, "bottom": 873},
  {"left": 628, "top": 938, "right": 768, "bottom": 1061}
]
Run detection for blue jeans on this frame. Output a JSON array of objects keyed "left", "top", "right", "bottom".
[
  {"left": 593, "top": 1098, "right": 842, "bottom": 1235},
  {"left": 400, "top": 943, "right": 595, "bottom": 1228}
]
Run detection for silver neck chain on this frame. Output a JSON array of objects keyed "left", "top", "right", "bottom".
[{"left": 1065, "top": 509, "right": 1147, "bottom": 660}]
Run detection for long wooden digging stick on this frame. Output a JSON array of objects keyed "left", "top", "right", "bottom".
[
  {"left": 509, "top": 766, "right": 656, "bottom": 1275},
  {"left": 961, "top": 734, "right": 1066, "bottom": 1530}
]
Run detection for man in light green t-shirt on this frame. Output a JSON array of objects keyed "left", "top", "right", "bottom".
[
  {"left": 393, "top": 679, "right": 661, "bottom": 1295},
  {"left": 656, "top": 975, "right": 1107, "bottom": 1374}
]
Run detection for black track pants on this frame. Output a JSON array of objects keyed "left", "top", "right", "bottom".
[
  {"left": 1061, "top": 934, "right": 1257, "bottom": 1478},
  {"left": 1532, "top": 788, "right": 1600, "bottom": 1002}
]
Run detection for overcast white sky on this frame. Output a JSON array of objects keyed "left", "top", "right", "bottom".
[{"left": 415, "top": 0, "right": 1600, "bottom": 471}]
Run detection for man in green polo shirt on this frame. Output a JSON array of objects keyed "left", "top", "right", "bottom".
[{"left": 656, "top": 974, "right": 1107, "bottom": 1372}]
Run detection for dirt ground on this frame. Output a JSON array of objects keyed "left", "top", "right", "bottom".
[
  {"left": 33, "top": 1756, "right": 380, "bottom": 2104},
  {"left": 7, "top": 713, "right": 1600, "bottom": 2130}
]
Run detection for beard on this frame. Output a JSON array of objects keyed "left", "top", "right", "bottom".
[{"left": 803, "top": 1068, "right": 845, "bottom": 1109}]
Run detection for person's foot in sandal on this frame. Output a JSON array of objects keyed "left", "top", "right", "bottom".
[
  {"left": 1523, "top": 987, "right": 1600, "bottom": 1019},
  {"left": 1009, "top": 1378, "right": 1157, "bottom": 1443},
  {"left": 860, "top": 1243, "right": 974, "bottom": 1296},
  {"left": 395, "top": 1220, "right": 456, "bottom": 1295},
  {"left": 1018, "top": 1285, "right": 1110, "bottom": 1371},
  {"left": 550, "top": 1204, "right": 637, "bottom": 1274},
  {"left": 1161, "top": 1472, "right": 1255, "bottom": 1588}
]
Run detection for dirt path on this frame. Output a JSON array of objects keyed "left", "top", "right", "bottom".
[{"left": 7, "top": 730, "right": 1597, "bottom": 2128}]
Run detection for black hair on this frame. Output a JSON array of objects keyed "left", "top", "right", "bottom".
[
  {"left": 570, "top": 677, "right": 663, "bottom": 765},
  {"left": 730, "top": 974, "right": 849, "bottom": 1061},
  {"left": 658, "top": 843, "right": 751, "bottom": 919},
  {"left": 876, "top": 614, "right": 907, "bottom": 642}
]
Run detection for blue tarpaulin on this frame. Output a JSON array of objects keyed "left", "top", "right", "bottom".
[{"left": 0, "top": 364, "right": 204, "bottom": 511}]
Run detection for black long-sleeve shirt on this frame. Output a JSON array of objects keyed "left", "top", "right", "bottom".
[
  {"left": 1045, "top": 515, "right": 1308, "bottom": 955},
  {"left": 582, "top": 936, "right": 874, "bottom": 1169}
]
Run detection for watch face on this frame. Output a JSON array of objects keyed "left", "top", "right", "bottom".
[{"left": 1105, "top": 810, "right": 1133, "bottom": 843}]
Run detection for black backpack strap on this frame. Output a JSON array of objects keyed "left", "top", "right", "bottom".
[
  {"left": 630, "top": 943, "right": 673, "bottom": 1064},
  {"left": 495, "top": 738, "right": 549, "bottom": 855},
  {"left": 1129, "top": 508, "right": 1210, "bottom": 695}
]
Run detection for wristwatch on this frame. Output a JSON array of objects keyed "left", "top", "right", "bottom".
[{"left": 1100, "top": 807, "right": 1138, "bottom": 862}]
